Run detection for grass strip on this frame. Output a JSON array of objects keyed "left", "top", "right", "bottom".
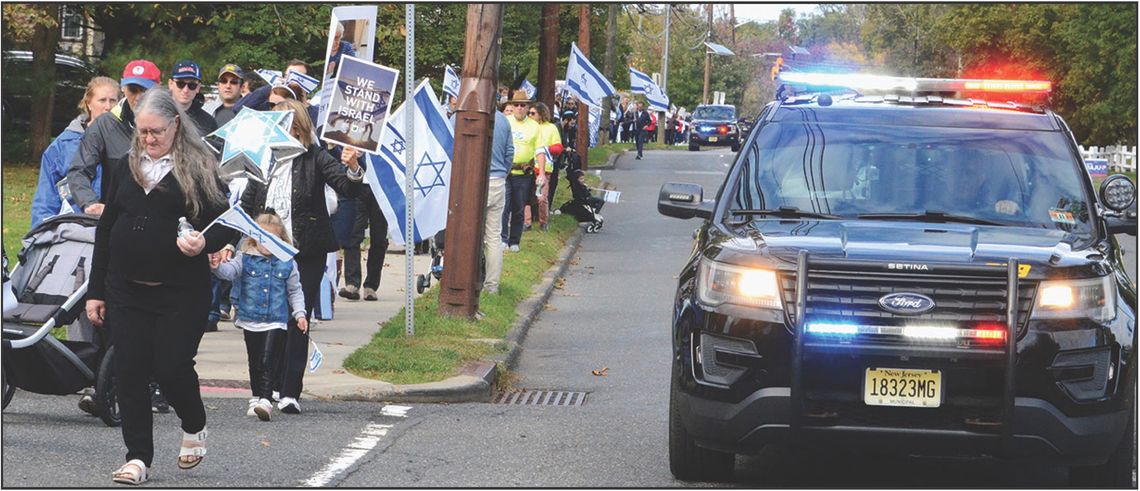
[
  {"left": 343, "top": 174, "right": 602, "bottom": 385},
  {"left": 3, "top": 164, "right": 38, "bottom": 256}
]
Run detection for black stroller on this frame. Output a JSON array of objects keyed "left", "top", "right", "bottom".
[
  {"left": 416, "top": 229, "right": 485, "bottom": 294},
  {"left": 2, "top": 214, "right": 120, "bottom": 426},
  {"left": 556, "top": 147, "right": 605, "bottom": 233}
]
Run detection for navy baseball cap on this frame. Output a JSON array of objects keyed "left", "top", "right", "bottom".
[
  {"left": 171, "top": 60, "right": 202, "bottom": 80},
  {"left": 217, "top": 63, "right": 244, "bottom": 80}
]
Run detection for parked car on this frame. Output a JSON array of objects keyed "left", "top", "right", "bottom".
[
  {"left": 1, "top": 51, "right": 96, "bottom": 136},
  {"left": 659, "top": 75, "right": 1137, "bottom": 485},
  {"left": 688, "top": 104, "right": 740, "bottom": 153}
]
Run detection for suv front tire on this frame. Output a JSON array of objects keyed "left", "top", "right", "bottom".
[{"left": 668, "top": 363, "right": 734, "bottom": 482}]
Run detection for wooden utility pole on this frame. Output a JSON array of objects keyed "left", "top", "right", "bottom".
[
  {"left": 598, "top": 4, "right": 617, "bottom": 145},
  {"left": 438, "top": 4, "right": 503, "bottom": 318},
  {"left": 538, "top": 4, "right": 559, "bottom": 109},
  {"left": 576, "top": 4, "right": 590, "bottom": 170},
  {"left": 703, "top": 4, "right": 712, "bottom": 105}
]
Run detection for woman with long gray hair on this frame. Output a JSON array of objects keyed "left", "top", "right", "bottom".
[{"left": 86, "top": 88, "right": 233, "bottom": 485}]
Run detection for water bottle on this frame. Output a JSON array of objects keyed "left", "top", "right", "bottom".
[{"left": 177, "top": 217, "right": 194, "bottom": 239}]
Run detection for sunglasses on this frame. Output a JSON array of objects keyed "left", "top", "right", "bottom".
[
  {"left": 174, "top": 80, "right": 200, "bottom": 91},
  {"left": 528, "top": 111, "right": 538, "bottom": 116},
  {"left": 218, "top": 77, "right": 241, "bottom": 86}
]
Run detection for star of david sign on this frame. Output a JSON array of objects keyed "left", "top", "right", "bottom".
[
  {"left": 413, "top": 153, "right": 447, "bottom": 198},
  {"left": 204, "top": 108, "right": 305, "bottom": 184}
]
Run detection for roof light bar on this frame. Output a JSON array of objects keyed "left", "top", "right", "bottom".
[{"left": 778, "top": 73, "right": 1051, "bottom": 94}]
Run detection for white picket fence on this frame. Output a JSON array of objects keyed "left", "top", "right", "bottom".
[{"left": 1079, "top": 145, "right": 1137, "bottom": 173}]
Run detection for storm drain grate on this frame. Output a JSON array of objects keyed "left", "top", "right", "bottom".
[{"left": 493, "top": 390, "right": 587, "bottom": 406}]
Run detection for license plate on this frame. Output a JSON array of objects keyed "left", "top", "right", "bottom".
[
  {"left": 863, "top": 368, "right": 942, "bottom": 408},
  {"left": 708, "top": 136, "right": 718, "bottom": 142}
]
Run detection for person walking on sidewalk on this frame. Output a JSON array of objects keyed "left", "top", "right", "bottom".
[
  {"left": 86, "top": 88, "right": 234, "bottom": 485},
  {"left": 523, "top": 102, "right": 562, "bottom": 232},
  {"left": 239, "top": 99, "right": 364, "bottom": 415},
  {"left": 502, "top": 92, "right": 541, "bottom": 252},
  {"left": 209, "top": 212, "right": 307, "bottom": 422},
  {"left": 339, "top": 147, "right": 389, "bottom": 301}
]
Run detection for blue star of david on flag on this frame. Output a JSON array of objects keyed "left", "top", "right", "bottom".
[
  {"left": 204, "top": 108, "right": 305, "bottom": 183},
  {"left": 413, "top": 153, "right": 447, "bottom": 198}
]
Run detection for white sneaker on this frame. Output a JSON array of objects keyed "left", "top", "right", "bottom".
[
  {"left": 278, "top": 397, "right": 301, "bottom": 414},
  {"left": 254, "top": 398, "right": 273, "bottom": 421},
  {"left": 246, "top": 398, "right": 258, "bottom": 417},
  {"left": 509, "top": 245, "right": 520, "bottom": 252},
  {"left": 272, "top": 391, "right": 280, "bottom": 401}
]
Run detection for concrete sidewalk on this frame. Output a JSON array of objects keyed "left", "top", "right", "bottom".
[{"left": 195, "top": 250, "right": 442, "bottom": 401}]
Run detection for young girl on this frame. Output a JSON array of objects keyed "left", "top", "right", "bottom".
[{"left": 210, "top": 213, "right": 308, "bottom": 421}]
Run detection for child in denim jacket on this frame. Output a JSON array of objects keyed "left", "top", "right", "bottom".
[{"left": 210, "top": 212, "right": 306, "bottom": 421}]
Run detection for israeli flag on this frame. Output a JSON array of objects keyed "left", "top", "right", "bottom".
[
  {"left": 204, "top": 204, "right": 299, "bottom": 261},
  {"left": 256, "top": 69, "right": 283, "bottom": 86},
  {"left": 366, "top": 79, "right": 454, "bottom": 246},
  {"left": 565, "top": 42, "right": 616, "bottom": 108},
  {"left": 442, "top": 65, "right": 460, "bottom": 99},
  {"left": 308, "top": 338, "right": 323, "bottom": 373},
  {"left": 285, "top": 70, "right": 320, "bottom": 96},
  {"left": 520, "top": 79, "right": 537, "bottom": 99},
  {"left": 629, "top": 66, "right": 670, "bottom": 112},
  {"left": 588, "top": 105, "right": 601, "bottom": 148}
]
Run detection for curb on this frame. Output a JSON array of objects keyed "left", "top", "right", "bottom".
[{"left": 313, "top": 226, "right": 587, "bottom": 404}]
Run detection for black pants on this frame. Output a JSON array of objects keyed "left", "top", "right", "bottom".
[
  {"left": 636, "top": 129, "right": 646, "bottom": 157},
  {"left": 244, "top": 329, "right": 282, "bottom": 400},
  {"left": 272, "top": 252, "right": 324, "bottom": 399},
  {"left": 546, "top": 163, "right": 561, "bottom": 210},
  {"left": 502, "top": 173, "right": 532, "bottom": 246},
  {"left": 105, "top": 276, "right": 209, "bottom": 467},
  {"left": 343, "top": 193, "right": 388, "bottom": 290}
]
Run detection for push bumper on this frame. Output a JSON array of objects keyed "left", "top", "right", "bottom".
[{"left": 677, "top": 387, "right": 1131, "bottom": 465}]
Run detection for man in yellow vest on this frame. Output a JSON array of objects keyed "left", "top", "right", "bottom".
[{"left": 501, "top": 91, "right": 543, "bottom": 252}]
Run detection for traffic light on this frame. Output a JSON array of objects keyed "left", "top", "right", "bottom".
[{"left": 770, "top": 56, "right": 784, "bottom": 81}]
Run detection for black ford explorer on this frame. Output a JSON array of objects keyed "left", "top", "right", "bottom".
[{"left": 658, "top": 76, "right": 1137, "bottom": 485}]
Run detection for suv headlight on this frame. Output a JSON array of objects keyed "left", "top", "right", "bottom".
[
  {"left": 697, "top": 259, "right": 783, "bottom": 310},
  {"left": 1030, "top": 275, "right": 1115, "bottom": 322}
]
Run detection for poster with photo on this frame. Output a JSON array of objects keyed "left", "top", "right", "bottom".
[
  {"left": 316, "top": 5, "right": 377, "bottom": 127},
  {"left": 320, "top": 55, "right": 399, "bottom": 154}
]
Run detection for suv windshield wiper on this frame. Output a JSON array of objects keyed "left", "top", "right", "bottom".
[
  {"left": 731, "top": 206, "right": 840, "bottom": 220},
  {"left": 856, "top": 210, "right": 1005, "bottom": 226}
]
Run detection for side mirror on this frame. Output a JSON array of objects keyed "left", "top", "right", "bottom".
[
  {"left": 1098, "top": 174, "right": 1136, "bottom": 211},
  {"left": 659, "top": 182, "right": 714, "bottom": 220},
  {"left": 1105, "top": 211, "right": 1136, "bottom": 236}
]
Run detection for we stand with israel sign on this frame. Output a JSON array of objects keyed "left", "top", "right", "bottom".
[{"left": 321, "top": 55, "right": 399, "bottom": 154}]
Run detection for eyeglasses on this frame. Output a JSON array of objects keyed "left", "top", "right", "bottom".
[
  {"left": 528, "top": 111, "right": 538, "bottom": 116},
  {"left": 138, "top": 121, "right": 175, "bottom": 140},
  {"left": 218, "top": 77, "right": 241, "bottom": 86},
  {"left": 174, "top": 80, "right": 200, "bottom": 91}
]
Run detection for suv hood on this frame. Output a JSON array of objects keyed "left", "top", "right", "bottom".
[{"left": 725, "top": 220, "right": 1102, "bottom": 275}]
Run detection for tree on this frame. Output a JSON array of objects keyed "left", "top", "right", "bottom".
[
  {"left": 777, "top": 8, "right": 798, "bottom": 46},
  {"left": 3, "top": 4, "right": 60, "bottom": 160}
]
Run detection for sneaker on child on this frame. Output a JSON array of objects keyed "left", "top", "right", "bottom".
[
  {"left": 278, "top": 397, "right": 301, "bottom": 414},
  {"left": 254, "top": 398, "right": 273, "bottom": 421}
]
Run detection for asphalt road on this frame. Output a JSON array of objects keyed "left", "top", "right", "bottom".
[{"left": 1, "top": 147, "right": 1136, "bottom": 487}]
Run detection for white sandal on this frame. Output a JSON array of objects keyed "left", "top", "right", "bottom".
[
  {"left": 112, "top": 459, "right": 148, "bottom": 485},
  {"left": 177, "top": 427, "right": 207, "bottom": 470}
]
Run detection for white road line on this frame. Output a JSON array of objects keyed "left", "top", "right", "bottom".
[
  {"left": 301, "top": 422, "right": 394, "bottom": 487},
  {"left": 381, "top": 404, "right": 412, "bottom": 417}
]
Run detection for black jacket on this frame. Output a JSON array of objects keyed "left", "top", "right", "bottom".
[
  {"left": 185, "top": 95, "right": 218, "bottom": 137},
  {"left": 635, "top": 110, "right": 652, "bottom": 131},
  {"left": 240, "top": 144, "right": 363, "bottom": 257},
  {"left": 90, "top": 155, "right": 233, "bottom": 300},
  {"left": 67, "top": 100, "right": 136, "bottom": 210}
]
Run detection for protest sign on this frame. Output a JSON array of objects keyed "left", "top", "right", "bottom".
[
  {"left": 321, "top": 55, "right": 399, "bottom": 154},
  {"left": 1085, "top": 158, "right": 1109, "bottom": 178},
  {"left": 316, "top": 5, "right": 378, "bottom": 127}
]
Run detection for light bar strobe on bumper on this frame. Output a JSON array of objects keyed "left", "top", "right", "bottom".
[{"left": 806, "top": 322, "right": 1006, "bottom": 343}]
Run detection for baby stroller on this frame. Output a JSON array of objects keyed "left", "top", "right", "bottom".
[
  {"left": 556, "top": 147, "right": 605, "bottom": 233},
  {"left": 2, "top": 213, "right": 120, "bottom": 427},
  {"left": 416, "top": 229, "right": 486, "bottom": 294}
]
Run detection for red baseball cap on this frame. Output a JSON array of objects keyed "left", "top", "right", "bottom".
[{"left": 121, "top": 60, "right": 161, "bottom": 89}]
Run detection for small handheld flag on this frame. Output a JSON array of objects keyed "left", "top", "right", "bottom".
[
  {"left": 308, "top": 338, "right": 323, "bottom": 373},
  {"left": 204, "top": 204, "right": 299, "bottom": 261}
]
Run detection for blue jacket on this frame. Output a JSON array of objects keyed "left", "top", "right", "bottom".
[
  {"left": 32, "top": 116, "right": 99, "bottom": 228},
  {"left": 450, "top": 111, "right": 514, "bottom": 178},
  {"left": 214, "top": 252, "right": 305, "bottom": 325}
]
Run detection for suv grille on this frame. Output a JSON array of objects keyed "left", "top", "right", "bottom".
[{"left": 780, "top": 266, "right": 1037, "bottom": 338}]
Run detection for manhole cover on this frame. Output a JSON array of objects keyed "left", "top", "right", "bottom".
[{"left": 493, "top": 390, "right": 587, "bottom": 406}]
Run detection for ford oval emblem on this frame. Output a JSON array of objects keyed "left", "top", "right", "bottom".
[{"left": 878, "top": 292, "right": 936, "bottom": 315}]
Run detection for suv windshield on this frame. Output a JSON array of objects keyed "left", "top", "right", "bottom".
[
  {"left": 693, "top": 106, "right": 735, "bottom": 120},
  {"left": 731, "top": 121, "right": 1094, "bottom": 235}
]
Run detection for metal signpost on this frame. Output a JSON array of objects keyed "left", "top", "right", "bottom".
[{"left": 404, "top": 4, "right": 416, "bottom": 336}]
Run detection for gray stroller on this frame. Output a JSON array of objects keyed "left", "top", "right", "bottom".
[{"left": 2, "top": 213, "right": 120, "bottom": 426}]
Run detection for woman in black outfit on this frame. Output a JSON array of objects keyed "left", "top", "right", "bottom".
[
  {"left": 240, "top": 99, "right": 363, "bottom": 415},
  {"left": 86, "top": 88, "right": 233, "bottom": 485}
]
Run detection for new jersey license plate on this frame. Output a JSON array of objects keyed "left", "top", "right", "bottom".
[
  {"left": 863, "top": 368, "right": 942, "bottom": 408},
  {"left": 708, "top": 136, "right": 719, "bottom": 142}
]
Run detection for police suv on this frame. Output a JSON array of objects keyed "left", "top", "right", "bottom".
[{"left": 658, "top": 73, "right": 1137, "bottom": 485}]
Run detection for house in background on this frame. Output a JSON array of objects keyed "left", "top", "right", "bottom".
[{"left": 57, "top": 5, "right": 104, "bottom": 63}]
